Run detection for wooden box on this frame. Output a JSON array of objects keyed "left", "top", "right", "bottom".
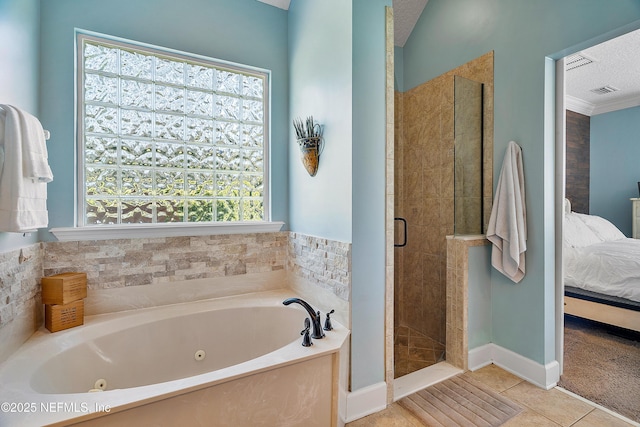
[
  {"left": 42, "top": 272, "right": 87, "bottom": 305},
  {"left": 45, "top": 300, "right": 84, "bottom": 333}
]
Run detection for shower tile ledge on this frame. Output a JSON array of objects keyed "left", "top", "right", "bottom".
[
  {"left": 393, "top": 362, "right": 462, "bottom": 400},
  {"left": 446, "top": 234, "right": 487, "bottom": 241}
]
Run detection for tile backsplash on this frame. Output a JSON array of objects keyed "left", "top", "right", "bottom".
[
  {"left": 44, "top": 233, "right": 288, "bottom": 289},
  {"left": 0, "top": 244, "right": 43, "bottom": 330},
  {"left": 0, "top": 243, "right": 44, "bottom": 362},
  {"left": 288, "top": 232, "right": 351, "bottom": 301},
  {"left": 0, "top": 231, "right": 351, "bottom": 363}
]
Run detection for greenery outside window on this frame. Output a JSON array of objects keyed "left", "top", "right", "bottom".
[{"left": 76, "top": 32, "right": 269, "bottom": 228}]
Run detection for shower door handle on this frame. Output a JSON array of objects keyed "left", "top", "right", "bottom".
[{"left": 394, "top": 217, "right": 407, "bottom": 247}]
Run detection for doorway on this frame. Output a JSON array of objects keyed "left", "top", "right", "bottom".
[
  {"left": 554, "top": 25, "right": 640, "bottom": 373},
  {"left": 553, "top": 26, "right": 640, "bottom": 422}
]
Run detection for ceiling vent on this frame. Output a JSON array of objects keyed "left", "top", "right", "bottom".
[
  {"left": 590, "top": 85, "right": 619, "bottom": 95},
  {"left": 565, "top": 53, "right": 594, "bottom": 71}
]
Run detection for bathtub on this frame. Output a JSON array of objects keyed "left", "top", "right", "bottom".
[{"left": 0, "top": 290, "right": 350, "bottom": 426}]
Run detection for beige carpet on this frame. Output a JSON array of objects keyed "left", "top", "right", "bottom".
[
  {"left": 398, "top": 375, "right": 522, "bottom": 427},
  {"left": 559, "top": 315, "right": 640, "bottom": 423}
]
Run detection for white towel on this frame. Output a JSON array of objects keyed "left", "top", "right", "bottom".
[
  {"left": 1, "top": 104, "right": 53, "bottom": 182},
  {"left": 487, "top": 141, "right": 527, "bottom": 283},
  {"left": 0, "top": 104, "right": 52, "bottom": 232}
]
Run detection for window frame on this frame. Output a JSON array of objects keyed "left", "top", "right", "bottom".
[{"left": 50, "top": 30, "right": 282, "bottom": 241}]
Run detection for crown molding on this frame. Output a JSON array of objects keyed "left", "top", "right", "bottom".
[
  {"left": 591, "top": 96, "right": 640, "bottom": 116},
  {"left": 565, "top": 95, "right": 595, "bottom": 116},
  {"left": 566, "top": 95, "right": 640, "bottom": 116}
]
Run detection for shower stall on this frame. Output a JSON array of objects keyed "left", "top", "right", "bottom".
[{"left": 393, "top": 52, "right": 494, "bottom": 379}]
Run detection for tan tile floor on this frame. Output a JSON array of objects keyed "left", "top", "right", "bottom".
[{"left": 347, "top": 364, "right": 636, "bottom": 427}]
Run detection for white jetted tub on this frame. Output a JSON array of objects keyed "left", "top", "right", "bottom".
[{"left": 0, "top": 290, "right": 349, "bottom": 426}]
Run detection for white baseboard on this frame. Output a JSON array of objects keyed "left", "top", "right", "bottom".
[
  {"left": 469, "top": 343, "right": 560, "bottom": 389},
  {"left": 468, "top": 344, "right": 494, "bottom": 372},
  {"left": 344, "top": 381, "right": 387, "bottom": 423}
]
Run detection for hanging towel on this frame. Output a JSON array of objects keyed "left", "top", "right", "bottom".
[
  {"left": 1, "top": 104, "right": 53, "bottom": 182},
  {"left": 487, "top": 141, "right": 527, "bottom": 283},
  {"left": 0, "top": 104, "right": 52, "bottom": 232}
]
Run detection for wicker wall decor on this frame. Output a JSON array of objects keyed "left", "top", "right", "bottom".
[{"left": 294, "top": 116, "right": 324, "bottom": 177}]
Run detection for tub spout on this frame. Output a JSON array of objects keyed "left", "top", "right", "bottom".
[{"left": 282, "top": 298, "right": 325, "bottom": 339}]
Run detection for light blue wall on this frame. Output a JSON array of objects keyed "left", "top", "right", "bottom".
[
  {"left": 403, "top": 0, "right": 640, "bottom": 365},
  {"left": 39, "top": 0, "right": 289, "bottom": 237},
  {"left": 590, "top": 106, "right": 640, "bottom": 237},
  {"left": 0, "top": 0, "right": 40, "bottom": 252},
  {"left": 288, "top": 0, "right": 352, "bottom": 242},
  {"left": 468, "top": 245, "right": 492, "bottom": 350},
  {"left": 393, "top": 46, "right": 403, "bottom": 91},
  {"left": 351, "top": 0, "right": 390, "bottom": 390},
  {"left": 288, "top": 0, "right": 390, "bottom": 390}
]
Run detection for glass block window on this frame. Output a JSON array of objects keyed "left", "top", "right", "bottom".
[{"left": 77, "top": 33, "right": 269, "bottom": 226}]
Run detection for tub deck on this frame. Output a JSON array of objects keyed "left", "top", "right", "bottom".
[{"left": 0, "top": 290, "right": 350, "bottom": 427}]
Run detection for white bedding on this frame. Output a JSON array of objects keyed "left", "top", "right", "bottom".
[
  {"left": 563, "top": 208, "right": 640, "bottom": 303},
  {"left": 564, "top": 238, "right": 640, "bottom": 302}
]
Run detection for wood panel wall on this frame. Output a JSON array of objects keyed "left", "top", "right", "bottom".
[{"left": 566, "top": 110, "right": 590, "bottom": 214}]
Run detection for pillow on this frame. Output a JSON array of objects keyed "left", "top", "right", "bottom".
[
  {"left": 564, "top": 198, "right": 571, "bottom": 214},
  {"left": 574, "top": 212, "right": 626, "bottom": 241},
  {"left": 563, "top": 212, "right": 603, "bottom": 247}
]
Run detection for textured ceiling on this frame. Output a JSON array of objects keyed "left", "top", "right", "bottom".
[
  {"left": 256, "top": 0, "right": 290, "bottom": 10},
  {"left": 565, "top": 29, "right": 640, "bottom": 116},
  {"left": 392, "top": 0, "right": 428, "bottom": 47}
]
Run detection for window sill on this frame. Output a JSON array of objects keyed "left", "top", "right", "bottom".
[{"left": 49, "top": 221, "right": 285, "bottom": 242}]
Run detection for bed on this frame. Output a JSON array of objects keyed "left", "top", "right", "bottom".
[{"left": 563, "top": 200, "right": 640, "bottom": 332}]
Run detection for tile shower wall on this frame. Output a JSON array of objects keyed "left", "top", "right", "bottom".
[
  {"left": 288, "top": 232, "right": 351, "bottom": 301},
  {"left": 394, "top": 52, "right": 493, "bottom": 350},
  {"left": 446, "top": 235, "right": 490, "bottom": 370},
  {"left": 0, "top": 243, "right": 44, "bottom": 363},
  {"left": 396, "top": 69, "right": 454, "bottom": 346},
  {"left": 44, "top": 233, "right": 288, "bottom": 288}
]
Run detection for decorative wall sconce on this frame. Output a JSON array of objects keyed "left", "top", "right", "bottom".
[{"left": 293, "top": 116, "right": 324, "bottom": 177}]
